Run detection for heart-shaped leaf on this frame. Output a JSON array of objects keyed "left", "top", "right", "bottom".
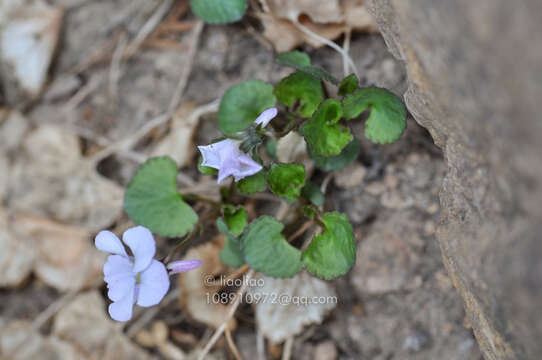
[
  {"left": 219, "top": 80, "right": 276, "bottom": 134},
  {"left": 342, "top": 87, "right": 406, "bottom": 144},
  {"left": 124, "top": 157, "right": 197, "bottom": 237},
  {"left": 274, "top": 71, "right": 323, "bottom": 117},
  {"left": 302, "top": 99, "right": 352, "bottom": 157},
  {"left": 267, "top": 163, "right": 306, "bottom": 200},
  {"left": 302, "top": 212, "right": 355, "bottom": 280},
  {"left": 241, "top": 216, "right": 302, "bottom": 278}
]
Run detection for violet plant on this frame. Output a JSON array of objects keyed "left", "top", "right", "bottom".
[{"left": 99, "top": 50, "right": 406, "bottom": 321}]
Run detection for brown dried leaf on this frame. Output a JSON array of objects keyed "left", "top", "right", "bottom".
[
  {"left": 9, "top": 125, "right": 123, "bottom": 231},
  {"left": 255, "top": 0, "right": 377, "bottom": 52},
  {"left": 150, "top": 103, "right": 200, "bottom": 168},
  {"left": 0, "top": 209, "right": 34, "bottom": 287},
  {"left": 53, "top": 291, "right": 150, "bottom": 360},
  {"left": 0, "top": 0, "right": 63, "bottom": 101},
  {"left": 248, "top": 272, "right": 337, "bottom": 343},
  {"left": 0, "top": 320, "right": 80, "bottom": 360},
  {"left": 177, "top": 238, "right": 236, "bottom": 330},
  {"left": 264, "top": 0, "right": 344, "bottom": 23},
  {"left": 12, "top": 215, "right": 105, "bottom": 291}
]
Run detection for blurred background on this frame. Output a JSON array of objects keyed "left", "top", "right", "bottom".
[{"left": 1, "top": 0, "right": 540, "bottom": 359}]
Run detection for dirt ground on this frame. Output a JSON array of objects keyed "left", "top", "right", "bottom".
[{"left": 0, "top": 1, "right": 482, "bottom": 359}]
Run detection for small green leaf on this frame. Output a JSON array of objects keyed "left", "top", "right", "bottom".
[
  {"left": 274, "top": 72, "right": 323, "bottom": 117},
  {"left": 302, "top": 212, "right": 355, "bottom": 280},
  {"left": 302, "top": 99, "right": 352, "bottom": 157},
  {"left": 343, "top": 87, "right": 406, "bottom": 144},
  {"left": 190, "top": 0, "right": 247, "bottom": 24},
  {"left": 237, "top": 170, "right": 267, "bottom": 194},
  {"left": 338, "top": 74, "right": 358, "bottom": 96},
  {"left": 267, "top": 163, "right": 306, "bottom": 200},
  {"left": 241, "top": 216, "right": 302, "bottom": 278},
  {"left": 276, "top": 51, "right": 311, "bottom": 67},
  {"left": 308, "top": 138, "right": 360, "bottom": 172},
  {"left": 217, "top": 218, "right": 245, "bottom": 267},
  {"left": 301, "top": 181, "right": 324, "bottom": 207},
  {"left": 265, "top": 139, "right": 278, "bottom": 159},
  {"left": 198, "top": 156, "right": 217, "bottom": 175},
  {"left": 223, "top": 205, "right": 247, "bottom": 236},
  {"left": 124, "top": 157, "right": 198, "bottom": 237},
  {"left": 219, "top": 80, "right": 276, "bottom": 134},
  {"left": 276, "top": 51, "right": 339, "bottom": 85}
]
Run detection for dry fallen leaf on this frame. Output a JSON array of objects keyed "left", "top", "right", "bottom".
[
  {"left": 255, "top": 0, "right": 377, "bottom": 52},
  {"left": 0, "top": 320, "right": 80, "bottom": 360},
  {"left": 12, "top": 214, "right": 105, "bottom": 291},
  {"left": 248, "top": 272, "right": 337, "bottom": 343},
  {"left": 177, "top": 237, "right": 236, "bottom": 330},
  {"left": 135, "top": 321, "right": 187, "bottom": 360},
  {"left": 53, "top": 291, "right": 150, "bottom": 360},
  {"left": 0, "top": 110, "right": 28, "bottom": 153},
  {"left": 150, "top": 103, "right": 200, "bottom": 168},
  {"left": 8, "top": 125, "right": 123, "bottom": 231},
  {"left": 0, "top": 209, "right": 34, "bottom": 287},
  {"left": 0, "top": 0, "right": 63, "bottom": 101}
]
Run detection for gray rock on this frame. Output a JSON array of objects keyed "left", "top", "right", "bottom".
[{"left": 366, "top": 1, "right": 542, "bottom": 359}]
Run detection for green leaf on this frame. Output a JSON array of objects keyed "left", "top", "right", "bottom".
[
  {"left": 217, "top": 218, "right": 245, "bottom": 267},
  {"left": 190, "top": 0, "right": 247, "bottom": 24},
  {"left": 274, "top": 72, "right": 323, "bottom": 117},
  {"left": 342, "top": 87, "right": 406, "bottom": 144},
  {"left": 267, "top": 163, "right": 306, "bottom": 200},
  {"left": 338, "top": 74, "right": 358, "bottom": 96},
  {"left": 308, "top": 138, "right": 360, "bottom": 172},
  {"left": 124, "top": 157, "right": 198, "bottom": 237},
  {"left": 241, "top": 216, "right": 302, "bottom": 278},
  {"left": 223, "top": 205, "right": 247, "bottom": 236},
  {"left": 265, "top": 139, "right": 277, "bottom": 159},
  {"left": 219, "top": 80, "right": 276, "bottom": 134},
  {"left": 198, "top": 156, "right": 217, "bottom": 175},
  {"left": 301, "top": 99, "right": 352, "bottom": 157},
  {"left": 301, "top": 181, "right": 324, "bottom": 207},
  {"left": 276, "top": 51, "right": 339, "bottom": 85},
  {"left": 276, "top": 51, "right": 311, "bottom": 67},
  {"left": 302, "top": 212, "right": 355, "bottom": 280},
  {"left": 237, "top": 170, "right": 267, "bottom": 194},
  {"left": 220, "top": 236, "right": 245, "bottom": 267}
]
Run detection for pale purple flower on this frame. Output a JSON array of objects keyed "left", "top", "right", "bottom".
[
  {"left": 95, "top": 226, "right": 169, "bottom": 322},
  {"left": 198, "top": 107, "right": 277, "bottom": 184},
  {"left": 167, "top": 259, "right": 202, "bottom": 274},
  {"left": 254, "top": 107, "right": 278, "bottom": 127}
]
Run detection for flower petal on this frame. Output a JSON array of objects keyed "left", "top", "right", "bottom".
[
  {"left": 95, "top": 231, "right": 127, "bottom": 256},
  {"left": 108, "top": 284, "right": 136, "bottom": 322},
  {"left": 136, "top": 260, "right": 170, "bottom": 307},
  {"left": 199, "top": 139, "right": 237, "bottom": 169},
  {"left": 108, "top": 274, "right": 136, "bottom": 302},
  {"left": 232, "top": 154, "right": 263, "bottom": 181},
  {"left": 217, "top": 160, "right": 236, "bottom": 184},
  {"left": 198, "top": 145, "right": 221, "bottom": 169},
  {"left": 103, "top": 255, "right": 133, "bottom": 279},
  {"left": 254, "top": 107, "right": 277, "bottom": 127},
  {"left": 167, "top": 259, "right": 202, "bottom": 274},
  {"left": 122, "top": 226, "right": 156, "bottom": 273}
]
